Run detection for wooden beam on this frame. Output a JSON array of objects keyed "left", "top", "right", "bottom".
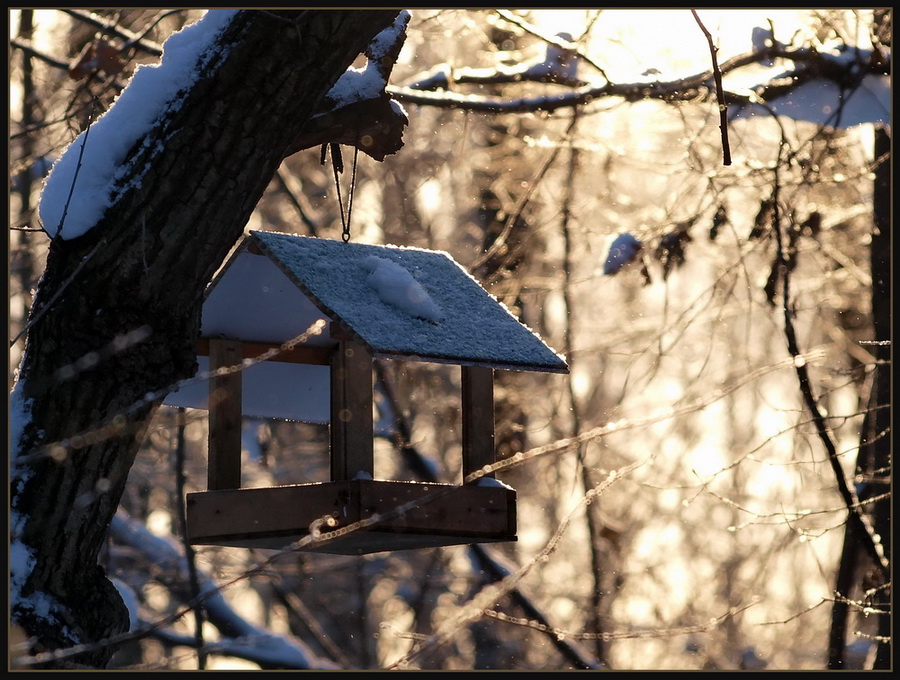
[
  {"left": 186, "top": 480, "right": 517, "bottom": 553},
  {"left": 461, "top": 365, "right": 494, "bottom": 481},
  {"left": 330, "top": 340, "right": 374, "bottom": 480},
  {"left": 196, "top": 338, "right": 333, "bottom": 365},
  {"left": 208, "top": 338, "right": 243, "bottom": 490}
]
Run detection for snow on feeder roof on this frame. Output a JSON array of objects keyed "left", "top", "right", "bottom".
[{"left": 205, "top": 230, "right": 568, "bottom": 372}]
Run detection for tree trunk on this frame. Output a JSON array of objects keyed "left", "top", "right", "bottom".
[
  {"left": 863, "top": 125, "right": 891, "bottom": 669},
  {"left": 827, "top": 125, "right": 891, "bottom": 670},
  {"left": 10, "top": 9, "right": 402, "bottom": 668}
]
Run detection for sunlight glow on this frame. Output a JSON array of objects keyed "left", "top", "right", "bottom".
[
  {"left": 146, "top": 509, "right": 172, "bottom": 537},
  {"left": 533, "top": 9, "right": 813, "bottom": 77}
]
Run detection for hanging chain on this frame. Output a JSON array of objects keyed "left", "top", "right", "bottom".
[{"left": 325, "top": 132, "right": 361, "bottom": 243}]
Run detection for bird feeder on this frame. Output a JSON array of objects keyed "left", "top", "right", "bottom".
[{"left": 164, "top": 230, "right": 567, "bottom": 554}]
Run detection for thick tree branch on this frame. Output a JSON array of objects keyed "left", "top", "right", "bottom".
[
  {"left": 391, "top": 43, "right": 888, "bottom": 114},
  {"left": 284, "top": 93, "right": 407, "bottom": 162}
]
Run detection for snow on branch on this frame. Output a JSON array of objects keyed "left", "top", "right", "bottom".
[
  {"left": 392, "top": 40, "right": 889, "bottom": 129},
  {"left": 286, "top": 11, "right": 411, "bottom": 162},
  {"left": 108, "top": 511, "right": 340, "bottom": 670},
  {"left": 38, "top": 10, "right": 239, "bottom": 241},
  {"left": 405, "top": 33, "right": 586, "bottom": 92}
]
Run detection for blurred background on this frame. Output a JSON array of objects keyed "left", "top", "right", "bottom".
[{"left": 8, "top": 9, "right": 890, "bottom": 670}]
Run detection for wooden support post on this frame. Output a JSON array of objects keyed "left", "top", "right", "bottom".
[
  {"left": 208, "top": 339, "right": 243, "bottom": 490},
  {"left": 331, "top": 340, "right": 374, "bottom": 481},
  {"left": 462, "top": 365, "right": 494, "bottom": 482}
]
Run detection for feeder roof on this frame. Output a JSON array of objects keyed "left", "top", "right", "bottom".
[{"left": 203, "top": 230, "right": 567, "bottom": 373}]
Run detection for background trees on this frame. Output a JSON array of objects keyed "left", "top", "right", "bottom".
[{"left": 9, "top": 9, "right": 890, "bottom": 670}]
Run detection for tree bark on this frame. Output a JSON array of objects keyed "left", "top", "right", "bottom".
[
  {"left": 827, "top": 125, "right": 891, "bottom": 670},
  {"left": 867, "top": 126, "right": 892, "bottom": 670},
  {"left": 10, "top": 9, "right": 402, "bottom": 668}
]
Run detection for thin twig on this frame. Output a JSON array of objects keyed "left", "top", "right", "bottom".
[
  {"left": 691, "top": 10, "right": 731, "bottom": 166},
  {"left": 493, "top": 9, "right": 609, "bottom": 83},
  {"left": 9, "top": 237, "right": 106, "bottom": 348},
  {"left": 274, "top": 169, "right": 319, "bottom": 236},
  {"left": 60, "top": 9, "right": 165, "bottom": 56},
  {"left": 473, "top": 117, "right": 577, "bottom": 271},
  {"left": 173, "top": 408, "right": 207, "bottom": 669}
]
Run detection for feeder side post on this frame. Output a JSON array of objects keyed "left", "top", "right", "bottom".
[
  {"left": 462, "top": 365, "right": 495, "bottom": 481},
  {"left": 331, "top": 339, "right": 374, "bottom": 480},
  {"left": 208, "top": 338, "right": 244, "bottom": 490}
]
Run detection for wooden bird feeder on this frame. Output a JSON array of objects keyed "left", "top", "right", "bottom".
[{"left": 165, "top": 230, "right": 567, "bottom": 554}]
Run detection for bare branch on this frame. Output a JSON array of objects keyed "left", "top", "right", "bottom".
[
  {"left": 60, "top": 9, "right": 165, "bottom": 56},
  {"left": 691, "top": 10, "right": 731, "bottom": 166}
]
